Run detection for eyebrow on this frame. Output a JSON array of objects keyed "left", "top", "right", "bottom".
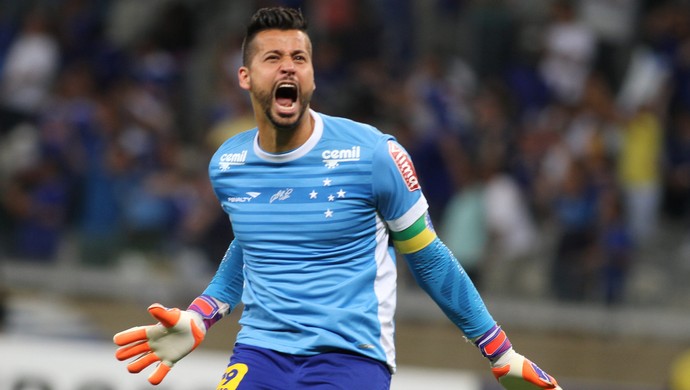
[{"left": 263, "top": 49, "right": 309, "bottom": 56}]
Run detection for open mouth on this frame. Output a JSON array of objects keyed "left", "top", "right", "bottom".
[{"left": 274, "top": 82, "right": 298, "bottom": 110}]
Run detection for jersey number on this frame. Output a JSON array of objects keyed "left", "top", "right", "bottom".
[{"left": 216, "top": 363, "right": 248, "bottom": 390}]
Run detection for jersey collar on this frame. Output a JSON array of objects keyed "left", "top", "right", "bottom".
[{"left": 253, "top": 109, "right": 323, "bottom": 163}]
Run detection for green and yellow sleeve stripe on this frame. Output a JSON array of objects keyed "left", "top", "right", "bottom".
[{"left": 390, "top": 215, "right": 437, "bottom": 254}]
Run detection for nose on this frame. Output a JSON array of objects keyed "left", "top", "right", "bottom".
[{"left": 280, "top": 58, "right": 296, "bottom": 74}]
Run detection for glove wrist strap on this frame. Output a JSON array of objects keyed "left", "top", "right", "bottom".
[
  {"left": 474, "top": 324, "right": 512, "bottom": 361},
  {"left": 187, "top": 295, "right": 229, "bottom": 330}
]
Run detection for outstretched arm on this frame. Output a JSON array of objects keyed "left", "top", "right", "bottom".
[
  {"left": 393, "top": 213, "right": 562, "bottom": 389},
  {"left": 113, "top": 239, "right": 244, "bottom": 385}
]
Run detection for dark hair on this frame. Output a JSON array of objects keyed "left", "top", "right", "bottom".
[{"left": 242, "top": 7, "right": 309, "bottom": 66}]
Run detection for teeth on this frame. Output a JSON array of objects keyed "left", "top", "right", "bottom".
[{"left": 276, "top": 82, "right": 297, "bottom": 107}]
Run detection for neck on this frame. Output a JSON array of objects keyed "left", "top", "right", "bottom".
[{"left": 256, "top": 110, "right": 314, "bottom": 154}]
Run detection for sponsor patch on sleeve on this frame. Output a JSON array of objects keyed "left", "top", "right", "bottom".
[{"left": 388, "top": 141, "right": 420, "bottom": 191}]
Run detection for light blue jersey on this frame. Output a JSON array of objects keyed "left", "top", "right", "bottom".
[{"left": 205, "top": 110, "right": 428, "bottom": 371}]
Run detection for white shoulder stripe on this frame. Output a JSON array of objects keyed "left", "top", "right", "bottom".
[{"left": 386, "top": 196, "right": 429, "bottom": 232}]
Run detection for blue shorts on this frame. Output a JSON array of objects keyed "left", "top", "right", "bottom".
[{"left": 216, "top": 343, "right": 392, "bottom": 390}]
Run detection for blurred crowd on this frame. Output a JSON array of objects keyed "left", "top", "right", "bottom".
[{"left": 1, "top": 0, "right": 689, "bottom": 307}]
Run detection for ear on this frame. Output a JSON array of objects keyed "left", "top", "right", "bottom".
[{"left": 238, "top": 66, "right": 250, "bottom": 91}]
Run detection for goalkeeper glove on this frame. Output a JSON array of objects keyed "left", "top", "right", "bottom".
[
  {"left": 475, "top": 324, "right": 562, "bottom": 390},
  {"left": 113, "top": 295, "right": 228, "bottom": 385}
]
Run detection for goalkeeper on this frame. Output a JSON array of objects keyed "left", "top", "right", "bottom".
[{"left": 114, "top": 6, "right": 562, "bottom": 390}]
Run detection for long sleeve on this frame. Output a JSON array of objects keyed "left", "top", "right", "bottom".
[
  {"left": 403, "top": 237, "right": 495, "bottom": 338},
  {"left": 202, "top": 239, "right": 245, "bottom": 312}
]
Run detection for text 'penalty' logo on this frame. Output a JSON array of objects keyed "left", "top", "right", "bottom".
[
  {"left": 227, "top": 192, "right": 260, "bottom": 203},
  {"left": 388, "top": 141, "right": 420, "bottom": 191}
]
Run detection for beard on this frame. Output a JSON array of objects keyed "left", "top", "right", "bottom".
[{"left": 254, "top": 85, "right": 312, "bottom": 131}]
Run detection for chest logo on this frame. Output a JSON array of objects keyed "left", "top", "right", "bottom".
[
  {"left": 322, "top": 146, "right": 361, "bottom": 168},
  {"left": 227, "top": 192, "right": 260, "bottom": 203},
  {"left": 270, "top": 188, "right": 293, "bottom": 203},
  {"left": 219, "top": 150, "right": 248, "bottom": 171}
]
